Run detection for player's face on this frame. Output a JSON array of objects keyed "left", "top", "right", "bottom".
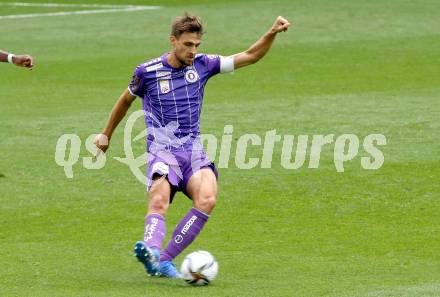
[{"left": 171, "top": 32, "right": 201, "bottom": 66}]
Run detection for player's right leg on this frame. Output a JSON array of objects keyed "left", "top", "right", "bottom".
[
  {"left": 134, "top": 174, "right": 171, "bottom": 276},
  {"left": 160, "top": 168, "right": 216, "bottom": 270}
]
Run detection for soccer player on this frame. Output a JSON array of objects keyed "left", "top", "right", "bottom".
[
  {"left": 94, "top": 13, "right": 290, "bottom": 278},
  {"left": 0, "top": 50, "right": 33, "bottom": 68}
]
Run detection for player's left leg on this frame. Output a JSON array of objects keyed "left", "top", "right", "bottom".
[
  {"left": 160, "top": 168, "right": 217, "bottom": 264},
  {"left": 186, "top": 168, "right": 217, "bottom": 214}
]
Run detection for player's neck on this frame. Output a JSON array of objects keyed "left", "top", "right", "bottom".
[{"left": 167, "top": 52, "right": 185, "bottom": 69}]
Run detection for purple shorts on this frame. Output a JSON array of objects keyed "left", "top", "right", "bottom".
[{"left": 146, "top": 149, "right": 218, "bottom": 200}]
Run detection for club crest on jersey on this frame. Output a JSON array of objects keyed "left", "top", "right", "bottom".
[
  {"left": 185, "top": 69, "right": 199, "bottom": 84},
  {"left": 159, "top": 79, "right": 170, "bottom": 94}
]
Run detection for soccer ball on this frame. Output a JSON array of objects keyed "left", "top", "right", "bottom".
[{"left": 180, "top": 250, "right": 218, "bottom": 285}]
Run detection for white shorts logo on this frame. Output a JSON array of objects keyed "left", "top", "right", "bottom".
[
  {"left": 185, "top": 69, "right": 199, "bottom": 84},
  {"left": 151, "top": 162, "right": 169, "bottom": 175}
]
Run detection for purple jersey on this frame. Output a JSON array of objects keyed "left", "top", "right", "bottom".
[{"left": 128, "top": 53, "right": 225, "bottom": 152}]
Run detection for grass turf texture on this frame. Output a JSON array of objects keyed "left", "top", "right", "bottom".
[{"left": 1, "top": 0, "right": 440, "bottom": 296}]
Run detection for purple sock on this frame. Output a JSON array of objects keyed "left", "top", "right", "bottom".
[
  {"left": 143, "top": 213, "right": 166, "bottom": 250},
  {"left": 160, "top": 208, "right": 209, "bottom": 261}
]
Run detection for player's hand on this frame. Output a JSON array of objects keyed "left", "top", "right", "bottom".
[
  {"left": 13, "top": 55, "right": 34, "bottom": 68},
  {"left": 270, "top": 16, "right": 290, "bottom": 34},
  {"left": 94, "top": 133, "right": 109, "bottom": 156}
]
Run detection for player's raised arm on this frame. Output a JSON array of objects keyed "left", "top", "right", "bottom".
[
  {"left": 231, "top": 16, "right": 290, "bottom": 69},
  {"left": 94, "top": 89, "right": 136, "bottom": 153},
  {"left": 0, "top": 50, "right": 34, "bottom": 68}
]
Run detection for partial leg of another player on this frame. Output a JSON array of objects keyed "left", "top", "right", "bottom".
[
  {"left": 134, "top": 175, "right": 171, "bottom": 276},
  {"left": 159, "top": 168, "right": 217, "bottom": 276}
]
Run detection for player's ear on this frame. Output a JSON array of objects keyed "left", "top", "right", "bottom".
[{"left": 170, "top": 35, "right": 177, "bottom": 46}]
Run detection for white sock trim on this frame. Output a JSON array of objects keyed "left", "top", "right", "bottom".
[{"left": 192, "top": 207, "right": 210, "bottom": 218}]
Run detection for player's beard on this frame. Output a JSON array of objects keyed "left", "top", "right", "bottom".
[{"left": 177, "top": 53, "right": 193, "bottom": 66}]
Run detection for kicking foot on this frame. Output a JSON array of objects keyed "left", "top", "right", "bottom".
[{"left": 159, "top": 260, "right": 181, "bottom": 278}]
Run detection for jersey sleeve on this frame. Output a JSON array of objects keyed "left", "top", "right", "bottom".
[
  {"left": 202, "top": 54, "right": 234, "bottom": 78},
  {"left": 128, "top": 65, "right": 146, "bottom": 97}
]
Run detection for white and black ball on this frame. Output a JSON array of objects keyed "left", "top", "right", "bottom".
[{"left": 180, "top": 251, "right": 218, "bottom": 286}]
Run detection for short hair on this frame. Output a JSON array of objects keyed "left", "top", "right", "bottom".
[{"left": 171, "top": 13, "right": 204, "bottom": 38}]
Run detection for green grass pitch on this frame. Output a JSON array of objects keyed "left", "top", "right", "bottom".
[{"left": 1, "top": 0, "right": 439, "bottom": 296}]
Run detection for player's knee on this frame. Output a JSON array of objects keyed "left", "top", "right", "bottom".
[
  {"left": 194, "top": 194, "right": 216, "bottom": 214},
  {"left": 148, "top": 192, "right": 169, "bottom": 215}
]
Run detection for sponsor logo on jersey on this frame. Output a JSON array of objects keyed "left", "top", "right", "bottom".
[
  {"left": 156, "top": 71, "right": 171, "bottom": 78},
  {"left": 146, "top": 62, "right": 163, "bottom": 72},
  {"left": 185, "top": 69, "right": 199, "bottom": 84},
  {"left": 159, "top": 79, "right": 170, "bottom": 94},
  {"left": 144, "top": 57, "right": 161, "bottom": 66}
]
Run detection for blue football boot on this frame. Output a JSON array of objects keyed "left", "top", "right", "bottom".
[
  {"left": 158, "top": 260, "right": 181, "bottom": 278},
  {"left": 134, "top": 241, "right": 160, "bottom": 276}
]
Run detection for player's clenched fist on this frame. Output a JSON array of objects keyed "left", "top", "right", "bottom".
[
  {"left": 270, "top": 16, "right": 290, "bottom": 34},
  {"left": 94, "top": 133, "right": 109, "bottom": 154},
  {"left": 13, "top": 54, "right": 34, "bottom": 68}
]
